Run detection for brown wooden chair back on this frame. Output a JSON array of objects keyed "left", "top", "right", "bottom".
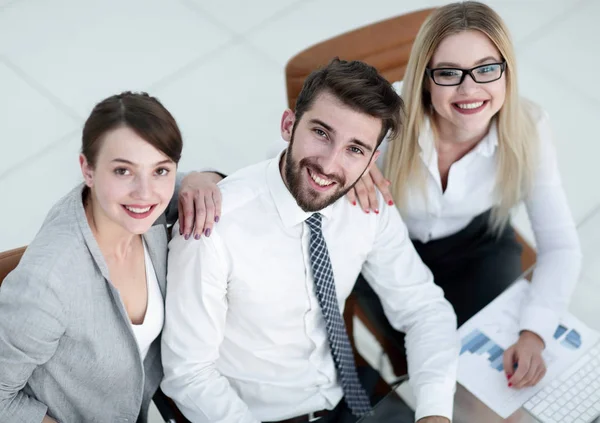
[{"left": 0, "top": 246, "right": 26, "bottom": 286}]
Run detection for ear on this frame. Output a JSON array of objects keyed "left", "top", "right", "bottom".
[
  {"left": 79, "top": 154, "right": 94, "bottom": 188},
  {"left": 280, "top": 109, "right": 295, "bottom": 143}
]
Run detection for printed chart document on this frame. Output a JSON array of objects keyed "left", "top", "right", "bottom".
[{"left": 457, "top": 279, "right": 600, "bottom": 418}]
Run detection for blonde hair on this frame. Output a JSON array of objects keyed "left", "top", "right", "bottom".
[{"left": 384, "top": 1, "right": 538, "bottom": 232}]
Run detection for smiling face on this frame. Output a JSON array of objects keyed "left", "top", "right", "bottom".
[
  {"left": 80, "top": 126, "right": 177, "bottom": 235},
  {"left": 280, "top": 91, "right": 382, "bottom": 212},
  {"left": 428, "top": 30, "right": 506, "bottom": 139}
]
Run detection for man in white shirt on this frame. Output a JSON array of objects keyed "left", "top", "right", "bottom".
[{"left": 162, "top": 58, "right": 459, "bottom": 423}]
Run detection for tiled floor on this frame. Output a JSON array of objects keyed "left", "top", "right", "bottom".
[
  {"left": 1, "top": 1, "right": 598, "bottom": 421},
  {"left": 1, "top": 0, "right": 599, "bottom": 248}
]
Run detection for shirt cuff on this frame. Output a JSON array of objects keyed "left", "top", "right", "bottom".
[
  {"left": 413, "top": 380, "right": 456, "bottom": 422},
  {"left": 519, "top": 304, "right": 560, "bottom": 348}
]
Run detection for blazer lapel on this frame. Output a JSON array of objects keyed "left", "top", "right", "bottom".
[
  {"left": 74, "top": 184, "right": 169, "bottom": 300},
  {"left": 73, "top": 185, "right": 112, "bottom": 281},
  {"left": 143, "top": 220, "right": 168, "bottom": 299}
]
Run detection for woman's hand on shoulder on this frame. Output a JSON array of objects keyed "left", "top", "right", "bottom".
[
  {"left": 178, "top": 172, "right": 223, "bottom": 239},
  {"left": 346, "top": 164, "right": 394, "bottom": 214}
]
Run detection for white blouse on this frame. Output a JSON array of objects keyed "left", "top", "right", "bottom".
[
  {"left": 378, "top": 81, "right": 582, "bottom": 346},
  {"left": 131, "top": 241, "right": 164, "bottom": 359}
]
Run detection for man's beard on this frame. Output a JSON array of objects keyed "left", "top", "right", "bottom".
[{"left": 284, "top": 138, "right": 363, "bottom": 212}]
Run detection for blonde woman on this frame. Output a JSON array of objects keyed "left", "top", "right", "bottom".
[{"left": 345, "top": 1, "right": 581, "bottom": 391}]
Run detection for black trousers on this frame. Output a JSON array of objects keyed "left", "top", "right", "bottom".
[{"left": 353, "top": 209, "right": 523, "bottom": 351}]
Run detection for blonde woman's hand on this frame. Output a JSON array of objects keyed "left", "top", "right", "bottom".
[
  {"left": 178, "top": 171, "right": 223, "bottom": 239},
  {"left": 346, "top": 164, "right": 394, "bottom": 214},
  {"left": 503, "top": 330, "right": 547, "bottom": 389}
]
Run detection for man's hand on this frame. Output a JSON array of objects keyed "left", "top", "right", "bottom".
[
  {"left": 503, "top": 330, "right": 546, "bottom": 389},
  {"left": 178, "top": 171, "right": 223, "bottom": 239},
  {"left": 417, "top": 416, "right": 450, "bottom": 423}
]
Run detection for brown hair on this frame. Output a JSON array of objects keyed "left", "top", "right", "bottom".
[
  {"left": 82, "top": 91, "right": 183, "bottom": 167},
  {"left": 294, "top": 58, "right": 404, "bottom": 147}
]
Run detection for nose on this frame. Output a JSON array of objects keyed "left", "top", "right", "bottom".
[
  {"left": 318, "top": 146, "right": 344, "bottom": 177},
  {"left": 131, "top": 175, "right": 152, "bottom": 200},
  {"left": 458, "top": 73, "right": 479, "bottom": 94}
]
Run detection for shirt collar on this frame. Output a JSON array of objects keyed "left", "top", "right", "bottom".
[
  {"left": 418, "top": 115, "right": 499, "bottom": 158},
  {"left": 266, "top": 150, "right": 334, "bottom": 229},
  {"left": 474, "top": 119, "right": 499, "bottom": 157}
]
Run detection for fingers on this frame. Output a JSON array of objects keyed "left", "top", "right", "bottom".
[
  {"left": 200, "top": 192, "right": 215, "bottom": 239},
  {"left": 179, "top": 191, "right": 196, "bottom": 239},
  {"left": 178, "top": 176, "right": 224, "bottom": 240},
  {"left": 191, "top": 193, "right": 207, "bottom": 240},
  {"left": 355, "top": 170, "right": 380, "bottom": 213},
  {"left": 520, "top": 355, "right": 546, "bottom": 387},
  {"left": 509, "top": 353, "right": 532, "bottom": 389},
  {"left": 346, "top": 187, "right": 358, "bottom": 206},
  {"left": 363, "top": 172, "right": 379, "bottom": 213},
  {"left": 353, "top": 179, "right": 372, "bottom": 213},
  {"left": 513, "top": 355, "right": 538, "bottom": 389},
  {"left": 191, "top": 189, "right": 223, "bottom": 239},
  {"left": 348, "top": 168, "right": 391, "bottom": 214},
  {"left": 503, "top": 347, "right": 517, "bottom": 382},
  {"left": 196, "top": 189, "right": 222, "bottom": 238},
  {"left": 177, "top": 200, "right": 184, "bottom": 236},
  {"left": 369, "top": 166, "right": 394, "bottom": 207},
  {"left": 213, "top": 188, "right": 222, "bottom": 224}
]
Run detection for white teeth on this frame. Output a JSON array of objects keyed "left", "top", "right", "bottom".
[
  {"left": 309, "top": 170, "right": 333, "bottom": 187},
  {"left": 456, "top": 101, "right": 484, "bottom": 109},
  {"left": 125, "top": 205, "right": 151, "bottom": 213}
]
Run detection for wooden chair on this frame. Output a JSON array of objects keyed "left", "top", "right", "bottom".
[
  {"left": 284, "top": 8, "right": 538, "bottom": 377},
  {"left": 0, "top": 245, "right": 185, "bottom": 423}
]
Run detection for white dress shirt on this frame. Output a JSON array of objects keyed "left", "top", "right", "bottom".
[
  {"left": 379, "top": 81, "right": 581, "bottom": 347},
  {"left": 130, "top": 241, "right": 164, "bottom": 359},
  {"left": 161, "top": 154, "right": 459, "bottom": 423}
]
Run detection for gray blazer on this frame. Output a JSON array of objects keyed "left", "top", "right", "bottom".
[{"left": 0, "top": 180, "right": 180, "bottom": 423}]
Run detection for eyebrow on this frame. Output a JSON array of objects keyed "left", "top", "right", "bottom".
[
  {"left": 309, "top": 118, "right": 335, "bottom": 134},
  {"left": 111, "top": 158, "right": 173, "bottom": 166},
  {"left": 352, "top": 139, "right": 374, "bottom": 153},
  {"left": 434, "top": 56, "right": 500, "bottom": 68},
  {"left": 309, "top": 118, "right": 374, "bottom": 153}
]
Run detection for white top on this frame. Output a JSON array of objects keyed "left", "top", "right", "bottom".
[
  {"left": 131, "top": 241, "right": 164, "bottom": 360},
  {"left": 161, "top": 155, "right": 459, "bottom": 423},
  {"left": 380, "top": 81, "right": 581, "bottom": 347}
]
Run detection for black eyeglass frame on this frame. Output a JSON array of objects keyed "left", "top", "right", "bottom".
[{"left": 425, "top": 61, "right": 507, "bottom": 86}]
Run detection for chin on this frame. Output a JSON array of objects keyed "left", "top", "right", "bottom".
[
  {"left": 455, "top": 116, "right": 491, "bottom": 132},
  {"left": 116, "top": 216, "right": 155, "bottom": 236},
  {"left": 127, "top": 224, "right": 153, "bottom": 236}
]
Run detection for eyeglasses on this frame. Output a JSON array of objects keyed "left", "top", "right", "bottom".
[{"left": 425, "top": 61, "right": 506, "bottom": 86}]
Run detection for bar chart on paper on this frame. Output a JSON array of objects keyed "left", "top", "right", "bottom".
[
  {"left": 459, "top": 324, "right": 581, "bottom": 373},
  {"left": 460, "top": 329, "right": 509, "bottom": 371},
  {"left": 457, "top": 279, "right": 598, "bottom": 418},
  {"left": 553, "top": 324, "right": 582, "bottom": 350}
]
